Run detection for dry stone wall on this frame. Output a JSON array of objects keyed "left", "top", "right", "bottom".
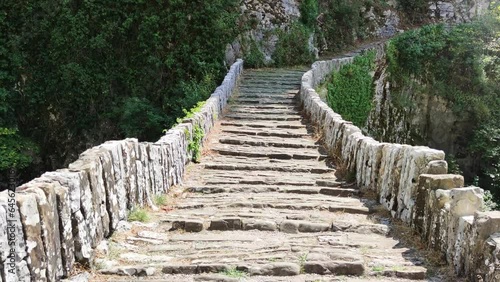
[
  {"left": 0, "top": 60, "right": 243, "bottom": 282},
  {"left": 300, "top": 53, "right": 500, "bottom": 281}
]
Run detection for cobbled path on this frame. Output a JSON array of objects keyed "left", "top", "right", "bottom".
[{"left": 93, "top": 69, "right": 433, "bottom": 282}]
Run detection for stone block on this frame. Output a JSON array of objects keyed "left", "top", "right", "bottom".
[
  {"left": 16, "top": 192, "right": 47, "bottom": 282},
  {"left": 449, "top": 187, "right": 483, "bottom": 217},
  {"left": 426, "top": 160, "right": 448, "bottom": 174}
]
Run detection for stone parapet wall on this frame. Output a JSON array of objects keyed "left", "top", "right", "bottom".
[
  {"left": 0, "top": 60, "right": 243, "bottom": 282},
  {"left": 300, "top": 53, "right": 500, "bottom": 281}
]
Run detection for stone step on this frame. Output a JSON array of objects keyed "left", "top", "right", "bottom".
[
  {"left": 228, "top": 109, "right": 298, "bottom": 115},
  {"left": 229, "top": 105, "right": 298, "bottom": 110},
  {"left": 236, "top": 89, "right": 297, "bottom": 96},
  {"left": 221, "top": 126, "right": 308, "bottom": 138},
  {"left": 225, "top": 114, "right": 301, "bottom": 121},
  {"left": 231, "top": 98, "right": 297, "bottom": 105},
  {"left": 236, "top": 93, "right": 296, "bottom": 100},
  {"left": 197, "top": 170, "right": 341, "bottom": 187},
  {"left": 156, "top": 206, "right": 371, "bottom": 227},
  {"left": 187, "top": 185, "right": 358, "bottom": 197},
  {"left": 96, "top": 229, "right": 426, "bottom": 279},
  {"left": 217, "top": 134, "right": 318, "bottom": 149},
  {"left": 240, "top": 80, "right": 301, "bottom": 86},
  {"left": 212, "top": 144, "right": 327, "bottom": 160},
  {"left": 243, "top": 74, "right": 303, "bottom": 79},
  {"left": 220, "top": 121, "right": 306, "bottom": 129},
  {"left": 204, "top": 163, "right": 332, "bottom": 174},
  {"left": 163, "top": 217, "right": 388, "bottom": 236},
  {"left": 173, "top": 197, "right": 371, "bottom": 215},
  {"left": 238, "top": 88, "right": 298, "bottom": 94}
]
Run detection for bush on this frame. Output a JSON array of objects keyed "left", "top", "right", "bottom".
[
  {"left": 326, "top": 51, "right": 376, "bottom": 127},
  {"left": 273, "top": 23, "right": 315, "bottom": 67},
  {"left": 242, "top": 37, "right": 266, "bottom": 68},
  {"left": 299, "top": 0, "right": 319, "bottom": 29},
  {"left": 397, "top": 0, "right": 429, "bottom": 24},
  {"left": 318, "top": 0, "right": 365, "bottom": 50}
]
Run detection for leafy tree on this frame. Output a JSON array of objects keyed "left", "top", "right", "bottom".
[{"left": 0, "top": 0, "right": 240, "bottom": 186}]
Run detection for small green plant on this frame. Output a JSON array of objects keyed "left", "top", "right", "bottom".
[
  {"left": 188, "top": 125, "right": 204, "bottom": 163},
  {"left": 221, "top": 267, "right": 247, "bottom": 278},
  {"left": 483, "top": 189, "right": 499, "bottom": 211},
  {"left": 298, "top": 253, "right": 308, "bottom": 274},
  {"left": 108, "top": 241, "right": 121, "bottom": 260},
  {"left": 128, "top": 208, "right": 150, "bottom": 223},
  {"left": 372, "top": 265, "right": 385, "bottom": 272},
  {"left": 445, "top": 154, "right": 462, "bottom": 175},
  {"left": 175, "top": 101, "right": 207, "bottom": 125},
  {"left": 154, "top": 194, "right": 168, "bottom": 206}
]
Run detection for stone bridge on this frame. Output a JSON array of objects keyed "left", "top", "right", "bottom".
[{"left": 1, "top": 51, "right": 500, "bottom": 282}]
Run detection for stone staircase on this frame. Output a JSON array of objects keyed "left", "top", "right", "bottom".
[{"left": 91, "top": 69, "right": 432, "bottom": 281}]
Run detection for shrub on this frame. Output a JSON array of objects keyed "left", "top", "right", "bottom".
[
  {"left": 326, "top": 51, "right": 376, "bottom": 127},
  {"left": 273, "top": 23, "right": 315, "bottom": 67}
]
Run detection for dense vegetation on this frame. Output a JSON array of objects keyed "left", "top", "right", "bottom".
[
  {"left": 386, "top": 7, "right": 500, "bottom": 200},
  {"left": 0, "top": 0, "right": 239, "bottom": 187},
  {"left": 326, "top": 51, "right": 376, "bottom": 127}
]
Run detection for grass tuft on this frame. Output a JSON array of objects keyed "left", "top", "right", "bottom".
[{"left": 128, "top": 208, "right": 150, "bottom": 223}]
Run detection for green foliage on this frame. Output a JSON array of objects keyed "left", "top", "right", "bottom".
[
  {"left": 0, "top": 0, "right": 239, "bottom": 181},
  {"left": 242, "top": 37, "right": 266, "bottom": 68},
  {"left": 188, "top": 125, "right": 204, "bottom": 163},
  {"left": 119, "top": 97, "right": 166, "bottom": 141},
  {"left": 273, "top": 23, "right": 315, "bottom": 67},
  {"left": 128, "top": 208, "right": 150, "bottom": 223},
  {"left": 483, "top": 189, "right": 499, "bottom": 211},
  {"left": 154, "top": 194, "right": 168, "bottom": 206},
  {"left": 387, "top": 21, "right": 498, "bottom": 117},
  {"left": 299, "top": 0, "right": 319, "bottom": 29},
  {"left": 445, "top": 154, "right": 463, "bottom": 175},
  {"left": 221, "top": 267, "right": 247, "bottom": 278},
  {"left": 175, "top": 101, "right": 207, "bottom": 125},
  {"left": 318, "top": 0, "right": 366, "bottom": 50},
  {"left": 0, "top": 128, "right": 38, "bottom": 171},
  {"left": 298, "top": 253, "right": 308, "bottom": 274},
  {"left": 397, "top": 0, "right": 429, "bottom": 24},
  {"left": 326, "top": 51, "right": 376, "bottom": 127},
  {"left": 471, "top": 124, "right": 500, "bottom": 200},
  {"left": 388, "top": 14, "right": 500, "bottom": 201}
]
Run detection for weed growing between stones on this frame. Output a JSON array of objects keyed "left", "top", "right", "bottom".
[
  {"left": 128, "top": 208, "right": 150, "bottom": 223},
  {"left": 154, "top": 194, "right": 168, "bottom": 206},
  {"left": 188, "top": 125, "right": 204, "bottom": 163},
  {"left": 221, "top": 267, "right": 247, "bottom": 278},
  {"left": 298, "top": 252, "right": 308, "bottom": 274}
]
